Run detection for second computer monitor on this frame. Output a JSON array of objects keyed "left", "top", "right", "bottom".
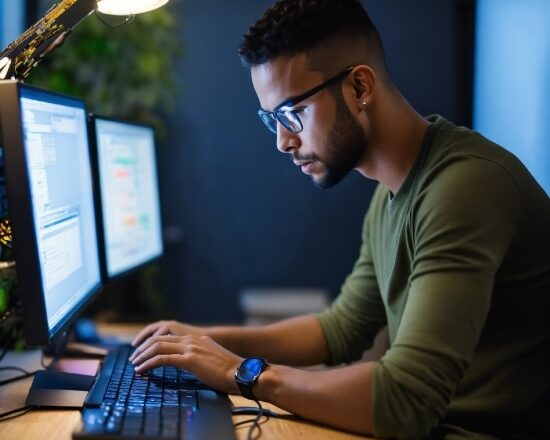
[{"left": 90, "top": 116, "right": 163, "bottom": 279}]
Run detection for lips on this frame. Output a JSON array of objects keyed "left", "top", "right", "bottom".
[{"left": 295, "top": 161, "right": 315, "bottom": 174}]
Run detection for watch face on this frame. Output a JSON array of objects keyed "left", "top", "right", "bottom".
[{"left": 237, "top": 358, "right": 265, "bottom": 382}]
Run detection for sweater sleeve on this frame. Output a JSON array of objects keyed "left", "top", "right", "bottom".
[
  {"left": 372, "top": 157, "right": 522, "bottom": 439},
  {"left": 317, "top": 186, "right": 387, "bottom": 365}
]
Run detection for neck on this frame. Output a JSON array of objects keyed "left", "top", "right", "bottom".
[{"left": 356, "top": 87, "right": 430, "bottom": 194}]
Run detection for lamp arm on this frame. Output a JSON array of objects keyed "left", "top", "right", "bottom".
[{"left": 0, "top": 0, "right": 97, "bottom": 80}]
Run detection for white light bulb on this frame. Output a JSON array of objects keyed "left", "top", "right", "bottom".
[{"left": 96, "top": 0, "right": 170, "bottom": 16}]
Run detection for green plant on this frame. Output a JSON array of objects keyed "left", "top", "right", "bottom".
[{"left": 27, "top": 4, "right": 182, "bottom": 138}]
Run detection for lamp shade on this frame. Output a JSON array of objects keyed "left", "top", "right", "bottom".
[{"left": 96, "top": 0, "right": 169, "bottom": 15}]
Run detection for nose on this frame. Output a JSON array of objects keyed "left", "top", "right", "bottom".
[{"left": 276, "top": 122, "right": 300, "bottom": 154}]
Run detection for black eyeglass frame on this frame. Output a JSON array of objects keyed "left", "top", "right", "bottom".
[{"left": 257, "top": 65, "right": 355, "bottom": 134}]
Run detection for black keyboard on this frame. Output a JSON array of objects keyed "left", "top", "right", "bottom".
[{"left": 73, "top": 345, "right": 236, "bottom": 439}]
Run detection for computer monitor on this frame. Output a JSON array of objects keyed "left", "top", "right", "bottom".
[
  {"left": 88, "top": 115, "right": 163, "bottom": 281},
  {"left": 0, "top": 81, "right": 102, "bottom": 348}
]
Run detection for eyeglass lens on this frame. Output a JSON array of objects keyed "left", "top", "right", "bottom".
[{"left": 259, "top": 109, "right": 302, "bottom": 134}]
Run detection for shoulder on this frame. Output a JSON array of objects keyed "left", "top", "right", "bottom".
[
  {"left": 411, "top": 120, "right": 527, "bottom": 242},
  {"left": 418, "top": 117, "right": 525, "bottom": 212},
  {"left": 426, "top": 115, "right": 529, "bottom": 189}
]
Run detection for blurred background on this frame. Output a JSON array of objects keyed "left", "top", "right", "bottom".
[{"left": 0, "top": 0, "right": 548, "bottom": 326}]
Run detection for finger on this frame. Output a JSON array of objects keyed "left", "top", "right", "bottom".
[
  {"left": 129, "top": 336, "right": 155, "bottom": 362},
  {"left": 152, "top": 326, "right": 173, "bottom": 339},
  {"left": 130, "top": 332, "right": 175, "bottom": 361},
  {"left": 132, "top": 322, "right": 165, "bottom": 347},
  {"left": 132, "top": 323, "right": 178, "bottom": 354},
  {"left": 130, "top": 334, "right": 181, "bottom": 361},
  {"left": 131, "top": 338, "right": 184, "bottom": 366},
  {"left": 134, "top": 353, "right": 183, "bottom": 374}
]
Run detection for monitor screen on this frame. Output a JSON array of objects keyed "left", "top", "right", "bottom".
[
  {"left": 91, "top": 116, "right": 163, "bottom": 279},
  {"left": 0, "top": 81, "right": 102, "bottom": 346}
]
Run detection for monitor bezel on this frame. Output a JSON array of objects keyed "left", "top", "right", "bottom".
[
  {"left": 0, "top": 80, "right": 103, "bottom": 346},
  {"left": 88, "top": 113, "right": 164, "bottom": 283}
]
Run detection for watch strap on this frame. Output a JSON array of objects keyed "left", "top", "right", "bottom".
[{"left": 236, "top": 378, "right": 256, "bottom": 400}]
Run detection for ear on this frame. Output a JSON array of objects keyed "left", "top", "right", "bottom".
[{"left": 347, "top": 65, "right": 376, "bottom": 110}]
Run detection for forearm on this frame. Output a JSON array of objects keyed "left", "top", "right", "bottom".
[
  {"left": 130, "top": 318, "right": 374, "bottom": 434},
  {"left": 205, "top": 315, "right": 330, "bottom": 366},
  {"left": 254, "top": 361, "right": 376, "bottom": 435}
]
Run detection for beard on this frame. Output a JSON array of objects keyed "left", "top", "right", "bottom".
[{"left": 309, "top": 92, "right": 366, "bottom": 189}]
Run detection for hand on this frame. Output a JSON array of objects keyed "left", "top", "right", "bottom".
[
  {"left": 130, "top": 334, "right": 243, "bottom": 394},
  {"left": 131, "top": 320, "right": 203, "bottom": 348}
]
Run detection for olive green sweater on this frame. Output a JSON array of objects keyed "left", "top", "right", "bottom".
[{"left": 317, "top": 115, "right": 550, "bottom": 439}]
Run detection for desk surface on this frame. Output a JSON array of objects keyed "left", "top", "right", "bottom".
[{"left": 0, "top": 324, "right": 373, "bottom": 440}]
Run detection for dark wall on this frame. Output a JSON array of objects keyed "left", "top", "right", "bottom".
[{"left": 157, "top": 0, "right": 472, "bottom": 324}]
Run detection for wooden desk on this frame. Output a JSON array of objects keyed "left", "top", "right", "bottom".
[{"left": 0, "top": 324, "right": 372, "bottom": 440}]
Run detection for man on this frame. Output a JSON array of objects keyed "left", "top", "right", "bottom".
[{"left": 130, "top": 1, "right": 550, "bottom": 438}]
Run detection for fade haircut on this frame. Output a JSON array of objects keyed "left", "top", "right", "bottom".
[{"left": 239, "top": 0, "right": 390, "bottom": 81}]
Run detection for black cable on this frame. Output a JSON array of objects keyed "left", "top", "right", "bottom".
[
  {"left": 231, "top": 406, "right": 279, "bottom": 418},
  {"left": 0, "top": 324, "right": 35, "bottom": 388},
  {"left": 0, "top": 405, "right": 33, "bottom": 421},
  {"left": 232, "top": 399, "right": 267, "bottom": 440},
  {"left": 40, "top": 346, "right": 61, "bottom": 370},
  {"left": 0, "top": 370, "right": 35, "bottom": 387},
  {"left": 40, "top": 351, "right": 50, "bottom": 369},
  {"left": 0, "top": 366, "right": 29, "bottom": 374}
]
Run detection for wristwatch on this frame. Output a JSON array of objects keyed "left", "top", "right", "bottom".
[{"left": 235, "top": 357, "right": 268, "bottom": 400}]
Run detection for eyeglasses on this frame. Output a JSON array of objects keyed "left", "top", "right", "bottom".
[{"left": 257, "top": 66, "right": 355, "bottom": 134}]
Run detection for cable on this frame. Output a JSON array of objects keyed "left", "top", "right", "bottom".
[
  {"left": 0, "top": 366, "right": 29, "bottom": 374},
  {"left": 40, "top": 351, "right": 52, "bottom": 370},
  {"left": 0, "top": 322, "right": 35, "bottom": 387},
  {"left": 40, "top": 343, "right": 63, "bottom": 370},
  {"left": 232, "top": 399, "right": 268, "bottom": 440},
  {"left": 232, "top": 406, "right": 279, "bottom": 418},
  {"left": 0, "top": 370, "right": 35, "bottom": 387},
  {"left": 0, "top": 405, "right": 33, "bottom": 421}
]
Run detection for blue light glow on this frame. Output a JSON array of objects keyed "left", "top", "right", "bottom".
[{"left": 473, "top": 0, "right": 550, "bottom": 195}]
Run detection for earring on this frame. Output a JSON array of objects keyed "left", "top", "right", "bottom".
[{"left": 362, "top": 100, "right": 368, "bottom": 106}]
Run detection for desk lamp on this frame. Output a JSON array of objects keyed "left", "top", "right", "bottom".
[
  {"left": 0, "top": 0, "right": 170, "bottom": 81},
  {"left": 0, "top": 0, "right": 170, "bottom": 250}
]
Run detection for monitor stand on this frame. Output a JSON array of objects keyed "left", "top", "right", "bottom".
[
  {"left": 25, "top": 369, "right": 95, "bottom": 408},
  {"left": 25, "top": 326, "right": 102, "bottom": 408}
]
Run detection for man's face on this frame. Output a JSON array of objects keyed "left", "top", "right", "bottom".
[{"left": 251, "top": 55, "right": 367, "bottom": 188}]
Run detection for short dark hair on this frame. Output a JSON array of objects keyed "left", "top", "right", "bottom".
[{"left": 239, "top": 0, "right": 388, "bottom": 78}]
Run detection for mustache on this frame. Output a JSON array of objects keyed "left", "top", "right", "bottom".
[{"left": 290, "top": 153, "right": 317, "bottom": 163}]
